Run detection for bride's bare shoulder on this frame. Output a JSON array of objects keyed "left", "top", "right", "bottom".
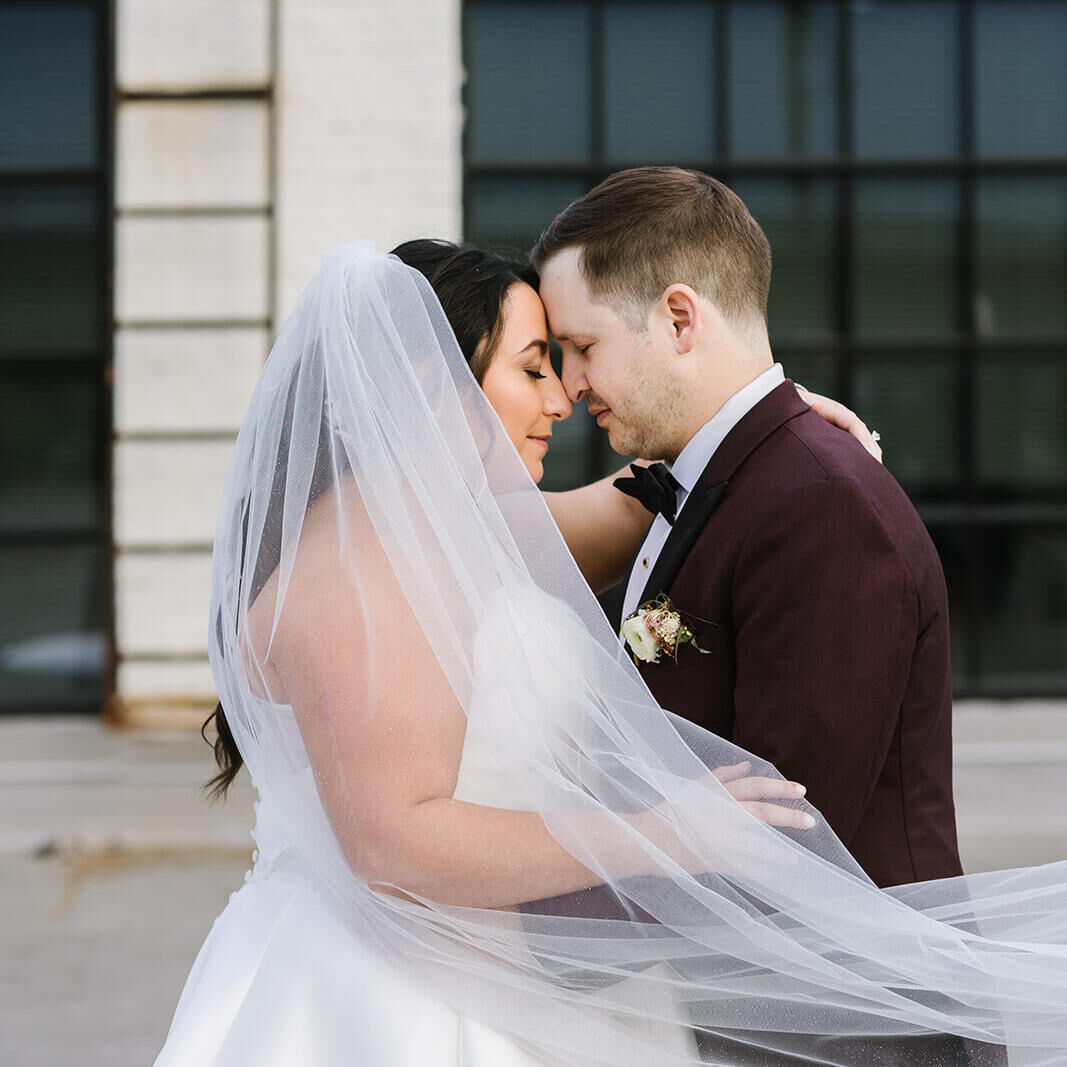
[{"left": 244, "top": 481, "right": 386, "bottom": 693}]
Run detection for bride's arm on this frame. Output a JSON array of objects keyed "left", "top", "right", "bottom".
[
  {"left": 543, "top": 466, "right": 652, "bottom": 594},
  {"left": 265, "top": 513, "right": 808, "bottom": 911},
  {"left": 544, "top": 390, "right": 881, "bottom": 594},
  {"left": 270, "top": 550, "right": 623, "bottom": 908}
]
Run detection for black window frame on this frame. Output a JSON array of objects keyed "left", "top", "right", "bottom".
[{"left": 463, "top": 0, "right": 1067, "bottom": 698}]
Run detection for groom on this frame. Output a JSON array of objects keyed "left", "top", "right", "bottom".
[{"left": 533, "top": 167, "right": 963, "bottom": 891}]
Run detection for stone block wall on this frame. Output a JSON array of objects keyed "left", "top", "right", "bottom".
[{"left": 112, "top": 0, "right": 274, "bottom": 725}]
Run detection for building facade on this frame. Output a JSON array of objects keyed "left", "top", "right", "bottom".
[{"left": 1, "top": 0, "right": 1064, "bottom": 723}]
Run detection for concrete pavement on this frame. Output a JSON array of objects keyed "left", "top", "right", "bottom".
[
  {"left": 0, "top": 718, "right": 255, "bottom": 1067},
  {"left": 1, "top": 705, "right": 1065, "bottom": 1066}
]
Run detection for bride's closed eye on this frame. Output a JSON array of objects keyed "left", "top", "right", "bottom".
[{"left": 526, "top": 369, "right": 547, "bottom": 380}]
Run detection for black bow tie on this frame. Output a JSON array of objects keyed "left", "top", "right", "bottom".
[{"left": 613, "top": 463, "right": 682, "bottom": 525}]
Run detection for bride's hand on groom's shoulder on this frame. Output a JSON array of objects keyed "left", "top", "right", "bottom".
[{"left": 795, "top": 386, "right": 883, "bottom": 464}]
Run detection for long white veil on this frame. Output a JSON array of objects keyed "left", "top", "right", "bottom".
[{"left": 211, "top": 242, "right": 1067, "bottom": 1066}]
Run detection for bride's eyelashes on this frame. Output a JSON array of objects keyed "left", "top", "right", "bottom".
[{"left": 526, "top": 369, "right": 547, "bottom": 380}]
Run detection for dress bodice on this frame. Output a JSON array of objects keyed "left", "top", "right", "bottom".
[{"left": 453, "top": 584, "right": 592, "bottom": 810}]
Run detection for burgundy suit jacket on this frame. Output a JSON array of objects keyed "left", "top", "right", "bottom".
[
  {"left": 522, "top": 389, "right": 983, "bottom": 1061},
  {"left": 633, "top": 381, "right": 962, "bottom": 888}
]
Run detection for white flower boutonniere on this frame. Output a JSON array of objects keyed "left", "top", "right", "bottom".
[{"left": 621, "top": 594, "right": 709, "bottom": 665}]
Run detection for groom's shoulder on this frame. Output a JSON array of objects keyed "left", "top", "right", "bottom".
[
  {"left": 749, "top": 408, "right": 938, "bottom": 557},
  {"left": 743, "top": 407, "right": 921, "bottom": 529},
  {"left": 748, "top": 404, "right": 883, "bottom": 487}
]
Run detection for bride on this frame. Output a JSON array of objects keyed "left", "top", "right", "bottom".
[{"left": 155, "top": 242, "right": 1066, "bottom": 1066}]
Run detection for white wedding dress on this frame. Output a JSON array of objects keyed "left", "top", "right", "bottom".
[{"left": 154, "top": 588, "right": 697, "bottom": 1067}]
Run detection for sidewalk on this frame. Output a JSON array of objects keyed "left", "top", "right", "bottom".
[
  {"left": 1, "top": 705, "right": 1065, "bottom": 1066},
  {"left": 0, "top": 718, "right": 255, "bottom": 1067}
]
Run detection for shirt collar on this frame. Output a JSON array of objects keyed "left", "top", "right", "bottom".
[{"left": 668, "top": 364, "right": 785, "bottom": 494}]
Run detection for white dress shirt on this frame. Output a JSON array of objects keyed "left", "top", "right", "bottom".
[{"left": 620, "top": 364, "right": 786, "bottom": 621}]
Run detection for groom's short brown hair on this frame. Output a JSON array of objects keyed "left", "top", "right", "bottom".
[{"left": 531, "top": 167, "right": 771, "bottom": 332}]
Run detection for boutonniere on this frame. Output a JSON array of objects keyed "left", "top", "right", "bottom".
[{"left": 620, "top": 594, "right": 709, "bottom": 665}]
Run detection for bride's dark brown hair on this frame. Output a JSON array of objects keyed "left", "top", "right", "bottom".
[{"left": 204, "top": 241, "right": 539, "bottom": 797}]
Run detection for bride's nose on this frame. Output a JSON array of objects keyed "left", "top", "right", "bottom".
[{"left": 544, "top": 369, "right": 572, "bottom": 420}]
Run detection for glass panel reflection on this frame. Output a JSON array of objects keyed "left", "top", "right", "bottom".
[
  {"left": 976, "top": 177, "right": 1067, "bottom": 338},
  {"left": 0, "top": 370, "right": 101, "bottom": 532},
  {"left": 0, "top": 3, "right": 98, "bottom": 172},
  {"left": 979, "top": 353, "right": 1067, "bottom": 492},
  {"left": 0, "top": 184, "right": 101, "bottom": 355},
  {"left": 854, "top": 353, "right": 960, "bottom": 492},
  {"left": 466, "top": 176, "right": 587, "bottom": 256},
  {"left": 729, "top": 0, "right": 837, "bottom": 160},
  {"left": 734, "top": 176, "right": 837, "bottom": 341},
  {"left": 0, "top": 544, "right": 105, "bottom": 710},
  {"left": 976, "top": 1, "right": 1067, "bottom": 158},
  {"left": 854, "top": 179, "right": 959, "bottom": 339},
  {"left": 467, "top": 2, "right": 592, "bottom": 165},
  {"left": 604, "top": 2, "right": 714, "bottom": 162},
  {"left": 852, "top": 1, "right": 960, "bottom": 159},
  {"left": 776, "top": 349, "right": 837, "bottom": 399},
  {"left": 979, "top": 526, "right": 1067, "bottom": 693}
]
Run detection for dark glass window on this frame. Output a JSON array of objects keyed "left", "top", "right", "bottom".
[
  {"left": 0, "top": 1, "right": 109, "bottom": 713},
  {"left": 0, "top": 370, "right": 103, "bottom": 532},
  {"left": 975, "top": 1, "right": 1067, "bottom": 158},
  {"left": 466, "top": 3, "right": 593, "bottom": 165},
  {"left": 464, "top": 0, "right": 1067, "bottom": 696},
  {"left": 854, "top": 352, "right": 961, "bottom": 492},
  {"left": 978, "top": 352, "right": 1067, "bottom": 492},
  {"left": 728, "top": 2, "right": 837, "bottom": 161},
  {"left": 732, "top": 177, "right": 838, "bottom": 340},
  {"left": 0, "top": 183, "right": 102, "bottom": 354},
  {"left": 852, "top": 1, "right": 960, "bottom": 160},
  {"left": 603, "top": 2, "right": 716, "bottom": 162},
  {"left": 465, "top": 176, "right": 587, "bottom": 257},
  {"left": 979, "top": 527, "right": 1067, "bottom": 693},
  {"left": 0, "top": 544, "right": 106, "bottom": 709},
  {"left": 852, "top": 178, "right": 960, "bottom": 339},
  {"left": 0, "top": 3, "right": 99, "bottom": 170},
  {"left": 976, "top": 177, "right": 1067, "bottom": 337}
]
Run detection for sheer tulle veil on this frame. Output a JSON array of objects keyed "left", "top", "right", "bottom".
[{"left": 211, "top": 242, "right": 1067, "bottom": 1065}]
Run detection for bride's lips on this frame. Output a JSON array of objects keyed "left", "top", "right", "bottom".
[{"left": 527, "top": 435, "right": 551, "bottom": 451}]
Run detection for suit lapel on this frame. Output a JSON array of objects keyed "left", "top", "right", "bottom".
[
  {"left": 700, "top": 380, "right": 810, "bottom": 487},
  {"left": 634, "top": 380, "right": 811, "bottom": 608},
  {"left": 637, "top": 481, "right": 727, "bottom": 606}
]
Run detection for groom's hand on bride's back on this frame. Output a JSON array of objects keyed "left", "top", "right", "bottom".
[{"left": 711, "top": 760, "right": 816, "bottom": 831}]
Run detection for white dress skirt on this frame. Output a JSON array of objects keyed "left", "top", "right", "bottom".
[{"left": 153, "top": 810, "right": 554, "bottom": 1066}]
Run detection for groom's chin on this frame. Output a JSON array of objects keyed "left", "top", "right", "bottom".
[{"left": 605, "top": 427, "right": 635, "bottom": 458}]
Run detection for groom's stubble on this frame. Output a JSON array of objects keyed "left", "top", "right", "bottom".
[{"left": 592, "top": 345, "right": 696, "bottom": 463}]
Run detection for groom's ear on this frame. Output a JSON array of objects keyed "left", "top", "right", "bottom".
[{"left": 661, "top": 284, "right": 702, "bottom": 355}]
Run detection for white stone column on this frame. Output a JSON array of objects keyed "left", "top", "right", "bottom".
[
  {"left": 112, "top": 0, "right": 274, "bottom": 725},
  {"left": 274, "top": 0, "right": 464, "bottom": 315}
]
